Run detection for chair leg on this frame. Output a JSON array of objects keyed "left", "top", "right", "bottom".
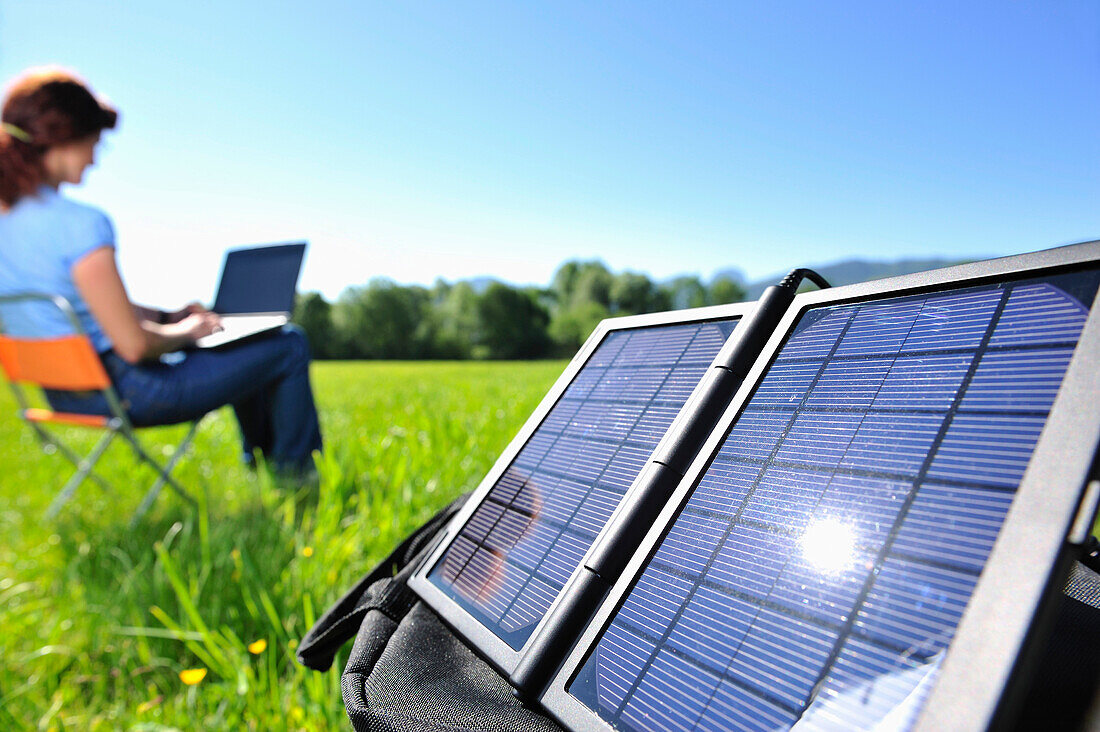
[
  {"left": 124, "top": 423, "right": 200, "bottom": 524},
  {"left": 35, "top": 424, "right": 115, "bottom": 494},
  {"left": 44, "top": 429, "right": 117, "bottom": 519}
]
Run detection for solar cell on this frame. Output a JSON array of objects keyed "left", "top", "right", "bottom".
[
  {"left": 566, "top": 270, "right": 1099, "bottom": 731},
  {"left": 426, "top": 318, "right": 740, "bottom": 649}
]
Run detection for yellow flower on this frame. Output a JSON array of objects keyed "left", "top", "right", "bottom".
[
  {"left": 302, "top": 546, "right": 314, "bottom": 558},
  {"left": 248, "top": 638, "right": 268, "bottom": 655},
  {"left": 179, "top": 668, "right": 207, "bottom": 685}
]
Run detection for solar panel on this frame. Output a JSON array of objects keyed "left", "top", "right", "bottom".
[
  {"left": 556, "top": 267, "right": 1100, "bottom": 731},
  {"left": 417, "top": 312, "right": 744, "bottom": 657}
]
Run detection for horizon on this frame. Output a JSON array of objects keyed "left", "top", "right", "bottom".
[
  {"left": 2, "top": 2, "right": 1097, "bottom": 306},
  {"left": 304, "top": 249, "right": 1001, "bottom": 301}
]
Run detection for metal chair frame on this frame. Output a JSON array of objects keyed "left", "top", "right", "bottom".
[{"left": 0, "top": 292, "right": 199, "bottom": 522}]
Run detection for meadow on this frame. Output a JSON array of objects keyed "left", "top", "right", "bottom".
[{"left": 0, "top": 360, "right": 566, "bottom": 731}]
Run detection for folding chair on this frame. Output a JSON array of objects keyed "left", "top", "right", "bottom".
[{"left": 0, "top": 292, "right": 199, "bottom": 522}]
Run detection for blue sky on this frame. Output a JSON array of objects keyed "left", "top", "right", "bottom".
[{"left": 2, "top": 2, "right": 1097, "bottom": 306}]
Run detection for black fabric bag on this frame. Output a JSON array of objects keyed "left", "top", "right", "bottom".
[
  {"left": 297, "top": 493, "right": 562, "bottom": 732},
  {"left": 298, "top": 498, "right": 1100, "bottom": 731}
]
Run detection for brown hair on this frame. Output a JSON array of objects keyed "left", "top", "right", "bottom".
[{"left": 0, "top": 68, "right": 118, "bottom": 208}]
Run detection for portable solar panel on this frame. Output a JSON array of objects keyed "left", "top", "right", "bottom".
[
  {"left": 409, "top": 303, "right": 757, "bottom": 674},
  {"left": 540, "top": 242, "right": 1100, "bottom": 731}
]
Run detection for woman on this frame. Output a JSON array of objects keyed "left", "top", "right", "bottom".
[{"left": 0, "top": 68, "right": 322, "bottom": 476}]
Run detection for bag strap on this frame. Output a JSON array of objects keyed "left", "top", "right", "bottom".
[{"left": 297, "top": 492, "right": 469, "bottom": 671}]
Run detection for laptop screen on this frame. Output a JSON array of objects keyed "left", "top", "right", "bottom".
[{"left": 212, "top": 243, "right": 306, "bottom": 315}]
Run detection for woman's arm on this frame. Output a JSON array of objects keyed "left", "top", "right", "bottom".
[
  {"left": 132, "top": 302, "right": 210, "bottom": 324},
  {"left": 71, "top": 246, "right": 221, "bottom": 363},
  {"left": 132, "top": 303, "right": 163, "bottom": 324}
]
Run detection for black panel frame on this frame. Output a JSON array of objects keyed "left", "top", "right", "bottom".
[
  {"left": 541, "top": 240, "right": 1100, "bottom": 732},
  {"left": 409, "top": 301, "right": 759, "bottom": 676}
]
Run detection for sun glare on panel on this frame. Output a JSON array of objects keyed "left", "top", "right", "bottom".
[{"left": 800, "top": 517, "right": 857, "bottom": 573}]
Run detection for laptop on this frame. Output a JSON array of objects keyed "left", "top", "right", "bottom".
[{"left": 194, "top": 242, "right": 306, "bottom": 349}]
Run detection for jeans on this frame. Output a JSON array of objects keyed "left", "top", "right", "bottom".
[{"left": 46, "top": 325, "right": 323, "bottom": 472}]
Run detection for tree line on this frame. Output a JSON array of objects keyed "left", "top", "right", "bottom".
[{"left": 292, "top": 260, "right": 747, "bottom": 359}]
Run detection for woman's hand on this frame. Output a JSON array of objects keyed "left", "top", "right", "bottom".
[
  {"left": 174, "top": 311, "right": 223, "bottom": 340},
  {"left": 166, "top": 301, "right": 211, "bottom": 324}
]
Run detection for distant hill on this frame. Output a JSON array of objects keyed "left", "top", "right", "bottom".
[
  {"left": 467, "top": 276, "right": 500, "bottom": 294},
  {"left": 734, "top": 257, "right": 983, "bottom": 300}
]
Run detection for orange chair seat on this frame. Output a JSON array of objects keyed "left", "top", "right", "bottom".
[
  {"left": 23, "top": 408, "right": 110, "bottom": 428},
  {"left": 0, "top": 335, "right": 110, "bottom": 391}
]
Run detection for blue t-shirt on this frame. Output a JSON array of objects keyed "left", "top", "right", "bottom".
[{"left": 0, "top": 186, "right": 116, "bottom": 353}]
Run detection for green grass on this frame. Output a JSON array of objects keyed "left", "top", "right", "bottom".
[{"left": 0, "top": 360, "right": 566, "bottom": 731}]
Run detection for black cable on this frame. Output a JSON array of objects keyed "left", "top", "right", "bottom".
[{"left": 778, "top": 267, "right": 831, "bottom": 291}]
